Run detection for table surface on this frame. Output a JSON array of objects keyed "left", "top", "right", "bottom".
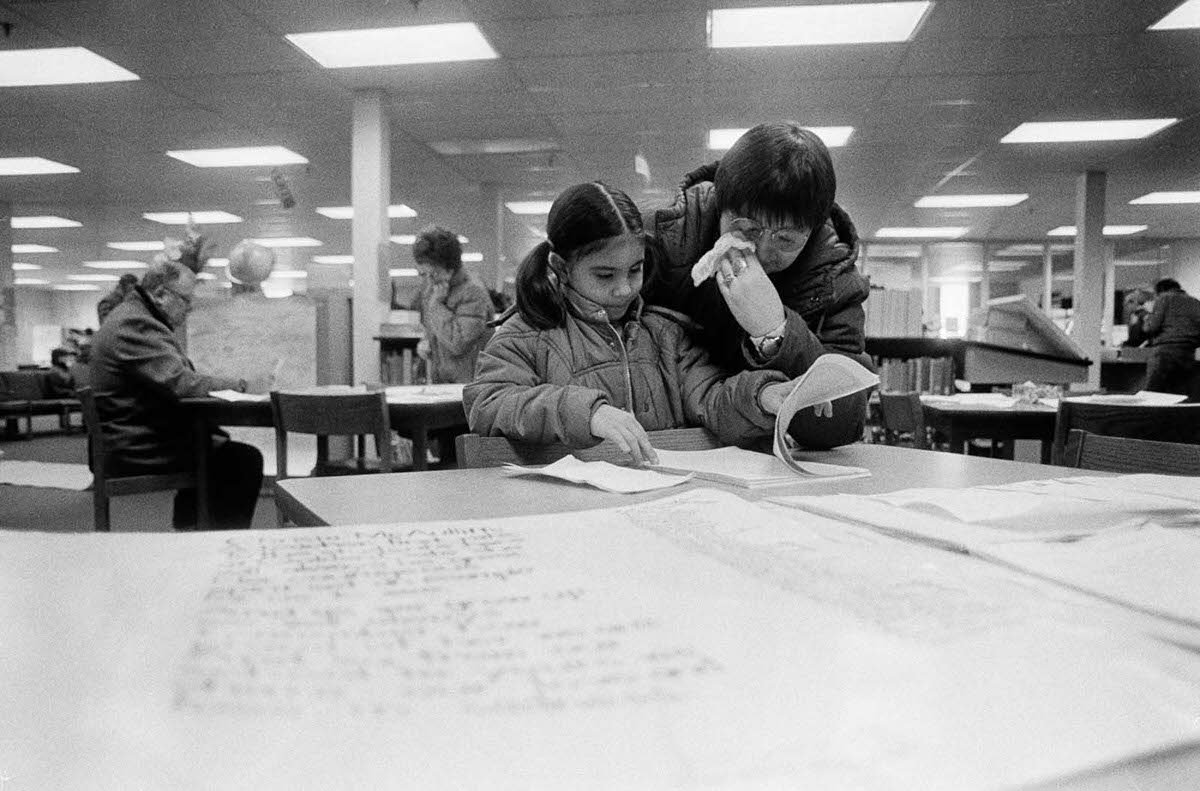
[{"left": 276, "top": 442, "right": 1075, "bottom": 526}]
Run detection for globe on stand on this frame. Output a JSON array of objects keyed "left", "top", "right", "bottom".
[{"left": 227, "top": 241, "right": 276, "bottom": 285}]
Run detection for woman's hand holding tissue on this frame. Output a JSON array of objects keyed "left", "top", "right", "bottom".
[{"left": 715, "top": 247, "right": 786, "bottom": 337}]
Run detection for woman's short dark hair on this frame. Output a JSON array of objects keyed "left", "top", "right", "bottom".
[
  {"left": 1155, "top": 277, "right": 1183, "bottom": 294},
  {"left": 515, "top": 181, "right": 649, "bottom": 329},
  {"left": 412, "top": 225, "right": 463, "bottom": 272},
  {"left": 714, "top": 121, "right": 836, "bottom": 231}
]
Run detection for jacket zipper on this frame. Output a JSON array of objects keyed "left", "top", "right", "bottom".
[{"left": 606, "top": 319, "right": 635, "bottom": 413}]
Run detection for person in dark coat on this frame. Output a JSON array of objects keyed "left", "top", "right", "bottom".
[
  {"left": 1144, "top": 278, "right": 1200, "bottom": 395},
  {"left": 89, "top": 259, "right": 266, "bottom": 530},
  {"left": 642, "top": 121, "right": 873, "bottom": 449}
]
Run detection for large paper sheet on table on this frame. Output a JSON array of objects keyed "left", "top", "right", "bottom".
[
  {"left": 776, "top": 478, "right": 1200, "bottom": 628},
  {"left": 3, "top": 489, "right": 1199, "bottom": 791}
]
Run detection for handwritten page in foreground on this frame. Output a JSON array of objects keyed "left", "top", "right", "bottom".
[
  {"left": 3, "top": 488, "right": 1199, "bottom": 790},
  {"left": 772, "top": 354, "right": 879, "bottom": 473}
]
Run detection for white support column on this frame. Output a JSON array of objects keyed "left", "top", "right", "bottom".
[
  {"left": 351, "top": 90, "right": 390, "bottom": 385},
  {"left": 1042, "top": 242, "right": 1054, "bottom": 314},
  {"left": 479, "top": 182, "right": 502, "bottom": 292},
  {"left": 1071, "top": 170, "right": 1106, "bottom": 390},
  {"left": 0, "top": 203, "right": 16, "bottom": 369},
  {"left": 1102, "top": 241, "right": 1115, "bottom": 344},
  {"left": 979, "top": 243, "right": 991, "bottom": 308},
  {"left": 919, "top": 243, "right": 930, "bottom": 333}
]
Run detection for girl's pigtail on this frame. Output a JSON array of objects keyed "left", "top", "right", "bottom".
[{"left": 515, "top": 240, "right": 566, "bottom": 330}]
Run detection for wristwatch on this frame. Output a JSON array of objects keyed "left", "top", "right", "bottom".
[{"left": 750, "top": 322, "right": 786, "bottom": 361}]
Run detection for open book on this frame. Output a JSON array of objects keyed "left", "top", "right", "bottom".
[{"left": 646, "top": 354, "right": 878, "bottom": 487}]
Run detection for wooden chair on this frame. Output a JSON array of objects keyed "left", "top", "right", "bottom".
[
  {"left": 1062, "top": 429, "right": 1200, "bottom": 475},
  {"left": 455, "top": 427, "right": 721, "bottom": 469},
  {"left": 77, "top": 387, "right": 197, "bottom": 532},
  {"left": 877, "top": 392, "right": 930, "bottom": 449},
  {"left": 1051, "top": 400, "right": 1200, "bottom": 465},
  {"left": 269, "top": 390, "right": 399, "bottom": 480}
]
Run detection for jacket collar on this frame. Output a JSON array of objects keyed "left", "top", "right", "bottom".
[
  {"left": 134, "top": 284, "right": 176, "bottom": 329},
  {"left": 564, "top": 289, "right": 644, "bottom": 327}
]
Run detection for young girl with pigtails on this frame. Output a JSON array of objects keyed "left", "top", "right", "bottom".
[{"left": 463, "top": 181, "right": 813, "bottom": 465}]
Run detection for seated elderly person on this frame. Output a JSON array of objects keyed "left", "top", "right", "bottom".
[{"left": 90, "top": 259, "right": 266, "bottom": 530}]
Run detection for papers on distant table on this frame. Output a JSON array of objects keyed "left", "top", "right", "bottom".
[
  {"left": 651, "top": 446, "right": 868, "bottom": 488},
  {"left": 502, "top": 455, "right": 692, "bottom": 493},
  {"left": 1064, "top": 390, "right": 1190, "bottom": 406},
  {"left": 209, "top": 389, "right": 269, "bottom": 402},
  {"left": 0, "top": 460, "right": 93, "bottom": 490},
  {"left": 771, "top": 354, "right": 879, "bottom": 474},
  {"left": 384, "top": 383, "right": 464, "bottom": 404}
]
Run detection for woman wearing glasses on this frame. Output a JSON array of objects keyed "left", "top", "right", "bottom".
[{"left": 643, "top": 121, "right": 873, "bottom": 449}]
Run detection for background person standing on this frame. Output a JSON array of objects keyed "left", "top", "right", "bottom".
[{"left": 1143, "top": 277, "right": 1200, "bottom": 396}]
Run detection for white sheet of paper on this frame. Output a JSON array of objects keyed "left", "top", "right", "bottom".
[
  {"left": 502, "top": 455, "right": 692, "bottom": 493},
  {"left": 384, "top": 383, "right": 465, "bottom": 403},
  {"left": 0, "top": 460, "right": 93, "bottom": 490},
  {"left": 208, "top": 389, "right": 269, "bottom": 402},
  {"left": 4, "top": 489, "right": 1200, "bottom": 790},
  {"left": 772, "top": 354, "right": 879, "bottom": 473}
]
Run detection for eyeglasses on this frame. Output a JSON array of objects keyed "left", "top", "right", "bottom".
[
  {"left": 165, "top": 287, "right": 193, "bottom": 308},
  {"left": 729, "top": 217, "right": 810, "bottom": 254}
]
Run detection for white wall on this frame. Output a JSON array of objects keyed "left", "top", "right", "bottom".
[{"left": 13, "top": 288, "right": 100, "bottom": 365}]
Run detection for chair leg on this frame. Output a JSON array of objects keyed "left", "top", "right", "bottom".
[{"left": 94, "top": 489, "right": 111, "bottom": 532}]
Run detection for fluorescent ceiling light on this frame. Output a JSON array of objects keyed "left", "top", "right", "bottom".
[
  {"left": 1130, "top": 191, "right": 1200, "bottom": 205},
  {"left": 166, "top": 146, "right": 307, "bottom": 168},
  {"left": 390, "top": 235, "right": 416, "bottom": 245},
  {"left": 994, "top": 243, "right": 1074, "bottom": 256},
  {"left": 1150, "top": 0, "right": 1200, "bottom": 30},
  {"left": 12, "top": 215, "right": 81, "bottom": 229},
  {"left": 0, "top": 157, "right": 79, "bottom": 176},
  {"left": 143, "top": 211, "right": 243, "bottom": 225},
  {"left": 83, "top": 260, "right": 146, "bottom": 270},
  {"left": 929, "top": 275, "right": 982, "bottom": 284},
  {"left": 287, "top": 22, "right": 498, "bottom": 68},
  {"left": 269, "top": 270, "right": 308, "bottom": 279},
  {"left": 708, "top": 2, "right": 932, "bottom": 47},
  {"left": 207, "top": 258, "right": 229, "bottom": 267},
  {"left": 315, "top": 204, "right": 417, "bottom": 219},
  {"left": 1046, "top": 225, "right": 1149, "bottom": 236},
  {"left": 12, "top": 244, "right": 57, "bottom": 253},
  {"left": 1115, "top": 258, "right": 1165, "bottom": 267},
  {"left": 107, "top": 241, "right": 165, "bottom": 251},
  {"left": 430, "top": 139, "right": 558, "bottom": 156},
  {"left": 874, "top": 227, "right": 969, "bottom": 239},
  {"left": 0, "top": 46, "right": 139, "bottom": 87},
  {"left": 1001, "top": 119, "right": 1178, "bottom": 143},
  {"left": 462, "top": 252, "right": 484, "bottom": 263},
  {"left": 197, "top": 272, "right": 217, "bottom": 281},
  {"left": 915, "top": 194, "right": 1029, "bottom": 208},
  {"left": 708, "top": 126, "right": 853, "bottom": 150},
  {"left": 312, "top": 255, "right": 354, "bottom": 264},
  {"left": 69, "top": 273, "right": 121, "bottom": 282},
  {"left": 11, "top": 263, "right": 41, "bottom": 271},
  {"left": 54, "top": 284, "right": 102, "bottom": 291},
  {"left": 15, "top": 278, "right": 48, "bottom": 286},
  {"left": 505, "top": 201, "right": 554, "bottom": 215},
  {"left": 251, "top": 237, "right": 323, "bottom": 248},
  {"left": 389, "top": 268, "right": 420, "bottom": 277}
]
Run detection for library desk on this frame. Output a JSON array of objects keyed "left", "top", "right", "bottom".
[
  {"left": 184, "top": 392, "right": 467, "bottom": 529},
  {"left": 275, "top": 442, "right": 1070, "bottom": 527},
  {"left": 920, "top": 398, "right": 1058, "bottom": 463}
]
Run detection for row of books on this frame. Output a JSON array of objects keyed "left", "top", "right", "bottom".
[
  {"left": 876, "top": 356, "right": 957, "bottom": 394},
  {"left": 864, "top": 287, "right": 923, "bottom": 338}
]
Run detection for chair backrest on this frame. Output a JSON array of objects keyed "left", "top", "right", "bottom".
[
  {"left": 877, "top": 391, "right": 929, "bottom": 449},
  {"left": 455, "top": 427, "right": 721, "bottom": 469},
  {"left": 1063, "top": 429, "right": 1200, "bottom": 475},
  {"left": 270, "top": 390, "right": 393, "bottom": 479},
  {"left": 1052, "top": 400, "right": 1200, "bottom": 465}
]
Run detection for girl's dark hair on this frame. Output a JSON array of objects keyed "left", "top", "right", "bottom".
[
  {"left": 515, "top": 181, "right": 647, "bottom": 329},
  {"left": 412, "top": 224, "right": 463, "bottom": 272},
  {"left": 714, "top": 121, "right": 836, "bottom": 231}
]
